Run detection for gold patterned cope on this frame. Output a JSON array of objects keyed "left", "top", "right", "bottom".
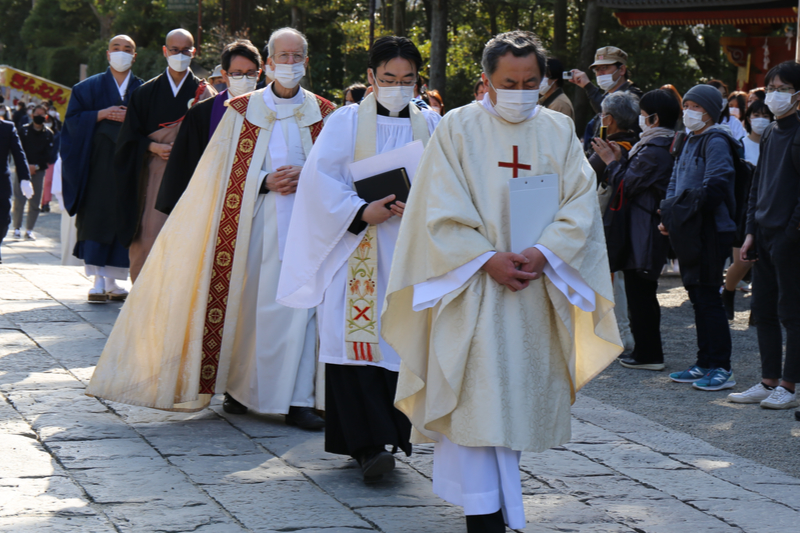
[
  {"left": 344, "top": 94, "right": 430, "bottom": 362},
  {"left": 199, "top": 94, "right": 258, "bottom": 394}
]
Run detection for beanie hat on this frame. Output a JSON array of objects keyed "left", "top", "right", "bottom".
[{"left": 683, "top": 84, "right": 723, "bottom": 124}]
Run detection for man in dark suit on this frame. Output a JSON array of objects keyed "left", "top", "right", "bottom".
[{"left": 0, "top": 119, "right": 32, "bottom": 262}]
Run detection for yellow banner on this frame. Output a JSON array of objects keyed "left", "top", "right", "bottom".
[{"left": 0, "top": 65, "right": 71, "bottom": 121}]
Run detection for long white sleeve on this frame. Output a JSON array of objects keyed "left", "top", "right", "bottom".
[{"left": 412, "top": 246, "right": 596, "bottom": 312}]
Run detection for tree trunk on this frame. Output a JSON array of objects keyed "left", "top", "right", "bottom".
[
  {"left": 486, "top": 1, "right": 498, "bottom": 36},
  {"left": 87, "top": 2, "right": 114, "bottom": 42},
  {"left": 553, "top": 0, "right": 567, "bottom": 58},
  {"left": 291, "top": 5, "right": 304, "bottom": 32},
  {"left": 393, "top": 0, "right": 406, "bottom": 36},
  {"left": 573, "top": 0, "right": 602, "bottom": 135},
  {"left": 429, "top": 0, "right": 448, "bottom": 98}
]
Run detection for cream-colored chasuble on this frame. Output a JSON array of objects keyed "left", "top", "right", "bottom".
[
  {"left": 277, "top": 95, "right": 439, "bottom": 371},
  {"left": 86, "top": 88, "right": 328, "bottom": 412},
  {"left": 382, "top": 102, "right": 623, "bottom": 452}
]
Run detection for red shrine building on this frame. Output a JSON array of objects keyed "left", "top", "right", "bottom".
[{"left": 599, "top": 0, "right": 799, "bottom": 90}]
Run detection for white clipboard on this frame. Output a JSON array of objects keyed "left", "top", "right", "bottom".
[{"left": 508, "top": 174, "right": 559, "bottom": 254}]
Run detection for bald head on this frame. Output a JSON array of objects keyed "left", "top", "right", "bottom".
[
  {"left": 108, "top": 35, "right": 135, "bottom": 53},
  {"left": 166, "top": 29, "right": 194, "bottom": 48}
]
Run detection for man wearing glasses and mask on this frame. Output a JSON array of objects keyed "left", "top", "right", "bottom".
[
  {"left": 157, "top": 40, "right": 262, "bottom": 215},
  {"left": 87, "top": 28, "right": 335, "bottom": 432},
  {"left": 113, "top": 28, "right": 215, "bottom": 282},
  {"left": 277, "top": 36, "right": 440, "bottom": 483}
]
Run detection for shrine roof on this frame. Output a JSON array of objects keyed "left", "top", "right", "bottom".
[{"left": 598, "top": 0, "right": 796, "bottom": 27}]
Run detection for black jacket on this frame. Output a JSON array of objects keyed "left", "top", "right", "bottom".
[
  {"left": 604, "top": 135, "right": 674, "bottom": 277},
  {"left": 584, "top": 80, "right": 643, "bottom": 115},
  {"left": 19, "top": 123, "right": 54, "bottom": 170},
  {"left": 0, "top": 119, "right": 31, "bottom": 185}
]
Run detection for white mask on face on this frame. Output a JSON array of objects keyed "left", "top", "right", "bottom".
[
  {"left": 227, "top": 76, "right": 258, "bottom": 97},
  {"left": 273, "top": 63, "right": 305, "bottom": 89},
  {"left": 264, "top": 64, "right": 275, "bottom": 81},
  {"left": 109, "top": 51, "right": 134, "bottom": 73},
  {"left": 538, "top": 77, "right": 551, "bottom": 95},
  {"left": 750, "top": 117, "right": 771, "bottom": 136},
  {"left": 167, "top": 53, "right": 192, "bottom": 73},
  {"left": 638, "top": 113, "right": 654, "bottom": 132},
  {"left": 488, "top": 80, "right": 539, "bottom": 123},
  {"left": 729, "top": 106, "right": 740, "bottom": 118},
  {"left": 765, "top": 90, "right": 799, "bottom": 117},
  {"left": 374, "top": 83, "right": 415, "bottom": 113},
  {"left": 596, "top": 70, "right": 618, "bottom": 92},
  {"left": 683, "top": 109, "right": 708, "bottom": 132}
]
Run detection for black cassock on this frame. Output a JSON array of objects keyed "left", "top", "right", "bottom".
[
  {"left": 325, "top": 364, "right": 412, "bottom": 458},
  {"left": 156, "top": 92, "right": 219, "bottom": 215},
  {"left": 114, "top": 70, "right": 202, "bottom": 246}
]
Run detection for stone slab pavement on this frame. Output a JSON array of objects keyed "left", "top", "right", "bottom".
[{"left": 1, "top": 212, "right": 799, "bottom": 532}]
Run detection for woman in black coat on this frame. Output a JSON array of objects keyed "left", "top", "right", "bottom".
[{"left": 592, "top": 89, "right": 683, "bottom": 371}]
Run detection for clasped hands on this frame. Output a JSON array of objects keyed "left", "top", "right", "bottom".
[
  {"left": 266, "top": 165, "right": 304, "bottom": 195},
  {"left": 481, "top": 247, "right": 547, "bottom": 292},
  {"left": 98, "top": 105, "right": 127, "bottom": 123}
]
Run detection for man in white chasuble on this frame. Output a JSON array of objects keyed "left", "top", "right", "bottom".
[
  {"left": 277, "top": 36, "right": 440, "bottom": 483},
  {"left": 87, "top": 28, "right": 335, "bottom": 431},
  {"left": 382, "top": 31, "right": 623, "bottom": 532}
]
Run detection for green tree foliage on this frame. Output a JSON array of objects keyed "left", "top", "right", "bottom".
[{"left": 0, "top": 0, "right": 745, "bottom": 114}]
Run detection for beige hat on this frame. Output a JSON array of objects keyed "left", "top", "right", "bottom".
[
  {"left": 590, "top": 47, "right": 628, "bottom": 69},
  {"left": 210, "top": 64, "right": 223, "bottom": 78}
]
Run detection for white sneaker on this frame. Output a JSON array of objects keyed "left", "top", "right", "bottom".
[
  {"left": 728, "top": 383, "right": 773, "bottom": 404},
  {"left": 760, "top": 386, "right": 799, "bottom": 410},
  {"left": 12, "top": 228, "right": 21, "bottom": 239}
]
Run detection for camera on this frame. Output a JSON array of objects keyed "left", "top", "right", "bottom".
[{"left": 562, "top": 71, "right": 573, "bottom": 80}]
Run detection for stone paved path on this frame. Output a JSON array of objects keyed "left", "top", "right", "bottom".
[{"left": 2, "top": 224, "right": 799, "bottom": 532}]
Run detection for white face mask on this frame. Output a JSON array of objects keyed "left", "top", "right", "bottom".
[
  {"left": 109, "top": 51, "right": 134, "bottom": 73},
  {"left": 729, "top": 106, "right": 740, "bottom": 118},
  {"left": 374, "top": 83, "right": 415, "bottom": 113},
  {"left": 750, "top": 117, "right": 771, "bottom": 136},
  {"left": 538, "top": 77, "right": 551, "bottom": 95},
  {"left": 683, "top": 109, "right": 708, "bottom": 132},
  {"left": 227, "top": 76, "right": 258, "bottom": 97},
  {"left": 167, "top": 53, "right": 192, "bottom": 73},
  {"left": 273, "top": 63, "right": 305, "bottom": 89},
  {"left": 264, "top": 64, "right": 275, "bottom": 81},
  {"left": 765, "top": 90, "right": 799, "bottom": 117},
  {"left": 488, "top": 80, "right": 539, "bottom": 123},
  {"left": 638, "top": 113, "right": 654, "bottom": 132},
  {"left": 596, "top": 71, "right": 618, "bottom": 92}
]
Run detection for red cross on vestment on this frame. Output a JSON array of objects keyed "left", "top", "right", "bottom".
[{"left": 498, "top": 145, "right": 531, "bottom": 178}]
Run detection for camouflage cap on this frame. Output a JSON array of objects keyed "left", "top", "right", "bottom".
[{"left": 590, "top": 46, "right": 628, "bottom": 69}]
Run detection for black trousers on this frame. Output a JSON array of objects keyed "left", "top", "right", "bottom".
[
  {"left": 325, "top": 364, "right": 412, "bottom": 458},
  {"left": 752, "top": 228, "right": 800, "bottom": 383},
  {"left": 623, "top": 269, "right": 663, "bottom": 362},
  {"left": 685, "top": 234, "right": 733, "bottom": 371},
  {"left": 0, "top": 175, "right": 11, "bottom": 259}
]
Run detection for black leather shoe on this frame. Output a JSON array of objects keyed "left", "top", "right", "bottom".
[
  {"left": 222, "top": 393, "right": 248, "bottom": 414},
  {"left": 285, "top": 406, "right": 325, "bottom": 430},
  {"left": 358, "top": 449, "right": 395, "bottom": 483},
  {"left": 619, "top": 356, "right": 665, "bottom": 371}
]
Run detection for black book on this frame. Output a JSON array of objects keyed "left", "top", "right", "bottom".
[{"left": 354, "top": 167, "right": 411, "bottom": 207}]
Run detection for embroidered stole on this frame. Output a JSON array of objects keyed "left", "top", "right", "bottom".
[
  {"left": 344, "top": 94, "right": 430, "bottom": 362},
  {"left": 198, "top": 91, "right": 334, "bottom": 394}
]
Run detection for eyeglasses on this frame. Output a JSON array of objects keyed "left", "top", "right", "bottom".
[
  {"left": 228, "top": 71, "right": 259, "bottom": 80},
  {"left": 766, "top": 86, "right": 797, "bottom": 94},
  {"left": 274, "top": 52, "right": 305, "bottom": 63},
  {"left": 166, "top": 47, "right": 194, "bottom": 56},
  {"left": 376, "top": 76, "right": 417, "bottom": 87}
]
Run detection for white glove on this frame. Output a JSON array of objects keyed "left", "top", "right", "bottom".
[{"left": 20, "top": 179, "right": 34, "bottom": 200}]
